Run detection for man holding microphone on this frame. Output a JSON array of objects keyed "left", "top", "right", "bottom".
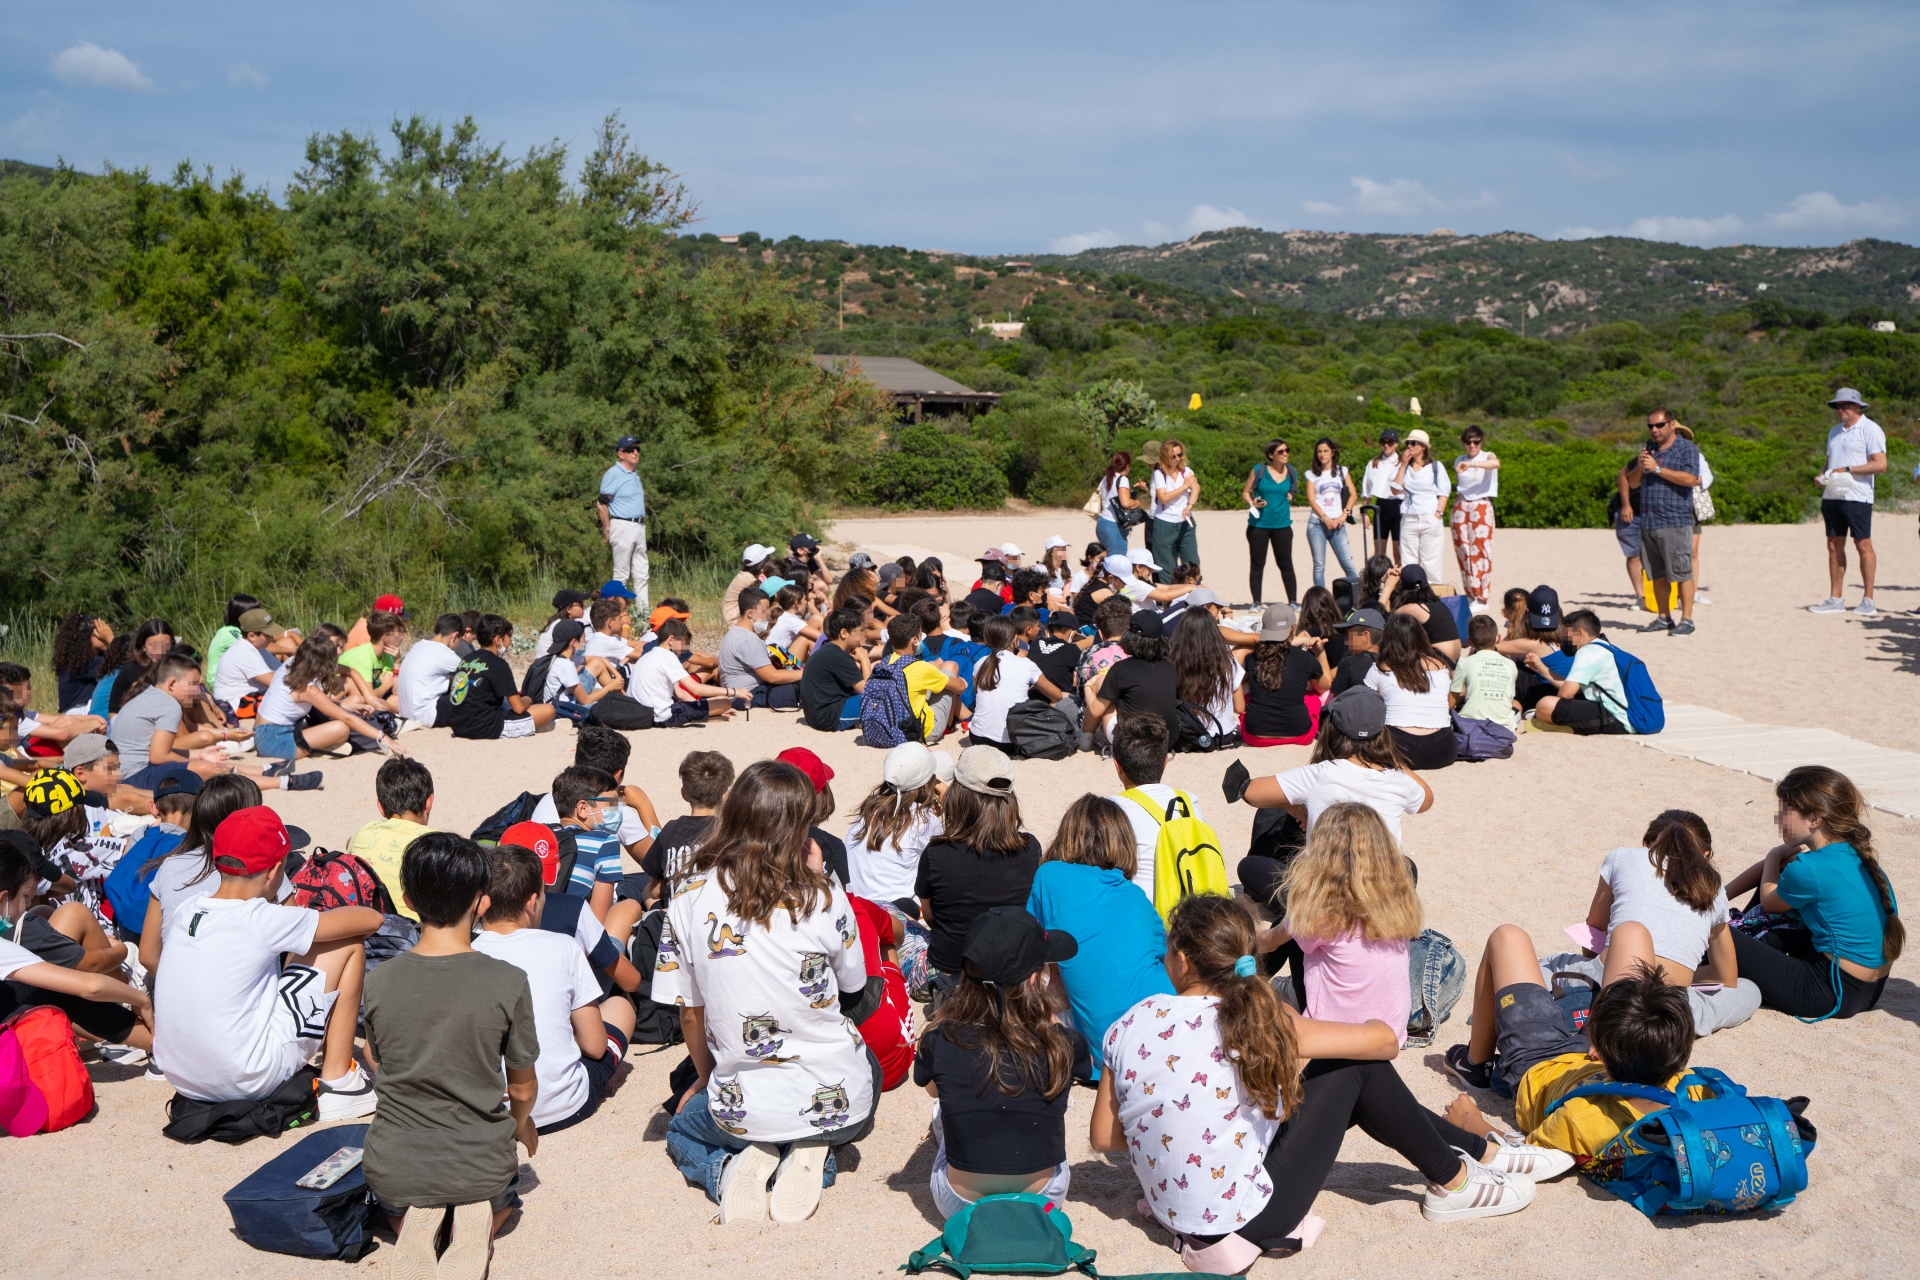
[{"left": 596, "top": 435, "right": 649, "bottom": 610}]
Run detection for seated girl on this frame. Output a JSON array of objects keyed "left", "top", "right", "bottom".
[
  {"left": 915, "top": 747, "right": 1041, "bottom": 986},
  {"left": 1238, "top": 604, "right": 1331, "bottom": 748},
  {"left": 254, "top": 636, "right": 406, "bottom": 780},
  {"left": 1093, "top": 896, "right": 1551, "bottom": 1271},
  {"left": 845, "top": 742, "right": 946, "bottom": 995},
  {"left": 1168, "top": 611, "right": 1242, "bottom": 746},
  {"left": 914, "top": 906, "right": 1087, "bottom": 1219},
  {"left": 1724, "top": 765, "right": 1900, "bottom": 1021},
  {"left": 1387, "top": 565, "right": 1460, "bottom": 664},
  {"left": 1364, "top": 613, "right": 1456, "bottom": 770},
  {"left": 967, "top": 617, "right": 1065, "bottom": 752}
]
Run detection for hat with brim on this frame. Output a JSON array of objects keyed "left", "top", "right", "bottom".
[
  {"left": 1827, "top": 388, "right": 1868, "bottom": 409},
  {"left": 237, "top": 608, "right": 286, "bottom": 639},
  {"left": 1397, "top": 564, "right": 1429, "bottom": 588},
  {"left": 211, "top": 807, "right": 297, "bottom": 876},
  {"left": 1334, "top": 607, "right": 1385, "bottom": 633},
  {"left": 1186, "top": 587, "right": 1222, "bottom": 610},
  {"left": 62, "top": 734, "right": 111, "bottom": 771},
  {"left": 882, "top": 742, "right": 937, "bottom": 792},
  {"left": 1102, "top": 553, "right": 1133, "bottom": 579},
  {"left": 790, "top": 533, "right": 819, "bottom": 551},
  {"left": 1526, "top": 585, "right": 1561, "bottom": 631},
  {"left": 551, "top": 589, "right": 589, "bottom": 611},
  {"left": 976, "top": 548, "right": 1006, "bottom": 564},
  {"left": 776, "top": 747, "right": 835, "bottom": 794},
  {"left": 149, "top": 763, "right": 202, "bottom": 800},
  {"left": 501, "top": 821, "right": 565, "bottom": 887},
  {"left": 1129, "top": 611, "right": 1165, "bottom": 639},
  {"left": 548, "top": 620, "right": 587, "bottom": 654},
  {"left": 759, "top": 576, "right": 795, "bottom": 596},
  {"left": 1258, "top": 602, "right": 1296, "bottom": 643},
  {"left": 649, "top": 604, "right": 692, "bottom": 630},
  {"left": 954, "top": 745, "right": 1015, "bottom": 796},
  {"left": 1324, "top": 686, "right": 1387, "bottom": 741},
  {"left": 962, "top": 906, "right": 1077, "bottom": 988},
  {"left": 1405, "top": 428, "right": 1431, "bottom": 446},
  {"left": 1126, "top": 548, "right": 1157, "bottom": 569},
  {"left": 1043, "top": 535, "right": 1069, "bottom": 550},
  {"left": 598, "top": 580, "right": 637, "bottom": 601}
]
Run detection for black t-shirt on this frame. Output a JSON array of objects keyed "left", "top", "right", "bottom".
[
  {"left": 437, "top": 650, "right": 518, "bottom": 739},
  {"left": 17, "top": 913, "right": 87, "bottom": 969},
  {"left": 1030, "top": 635, "right": 1080, "bottom": 695},
  {"left": 1099, "top": 658, "right": 1179, "bottom": 730},
  {"left": 1242, "top": 648, "right": 1323, "bottom": 739},
  {"left": 800, "top": 642, "right": 863, "bottom": 731},
  {"left": 1417, "top": 602, "right": 1459, "bottom": 648},
  {"left": 1318, "top": 630, "right": 1348, "bottom": 670},
  {"left": 967, "top": 585, "right": 1009, "bottom": 619},
  {"left": 55, "top": 657, "right": 102, "bottom": 716},
  {"left": 1330, "top": 651, "right": 1378, "bottom": 697},
  {"left": 640, "top": 815, "right": 713, "bottom": 895},
  {"left": 913, "top": 835, "right": 1043, "bottom": 974},
  {"left": 1073, "top": 581, "right": 1110, "bottom": 626},
  {"left": 913, "top": 1024, "right": 1092, "bottom": 1174}
]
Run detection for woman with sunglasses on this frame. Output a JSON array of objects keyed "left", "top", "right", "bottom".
[
  {"left": 1149, "top": 441, "right": 1201, "bottom": 584},
  {"left": 1242, "top": 440, "right": 1298, "bottom": 606}
]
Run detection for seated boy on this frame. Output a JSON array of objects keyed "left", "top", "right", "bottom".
[
  {"left": 584, "top": 598, "right": 644, "bottom": 673},
  {"left": 720, "top": 588, "right": 804, "bottom": 710},
  {"left": 212, "top": 608, "right": 285, "bottom": 719},
  {"left": 1450, "top": 614, "right": 1519, "bottom": 730},
  {"left": 437, "top": 614, "right": 558, "bottom": 739},
  {"left": 111, "top": 654, "right": 260, "bottom": 788},
  {"left": 641, "top": 751, "right": 733, "bottom": 903},
  {"left": 1029, "top": 614, "right": 1083, "bottom": 701},
  {"left": 798, "top": 609, "right": 870, "bottom": 733},
  {"left": 530, "top": 724, "right": 663, "bottom": 866},
  {"left": 1524, "top": 609, "right": 1632, "bottom": 736},
  {"left": 1329, "top": 607, "right": 1384, "bottom": 695},
  {"left": 875, "top": 614, "right": 965, "bottom": 741},
  {"left": 64, "top": 733, "right": 149, "bottom": 815},
  {"left": 631, "top": 619, "right": 741, "bottom": 727},
  {"left": 101, "top": 765, "right": 196, "bottom": 948},
  {"left": 337, "top": 610, "right": 406, "bottom": 711},
  {"left": 539, "top": 620, "right": 627, "bottom": 719},
  {"left": 152, "top": 806, "right": 381, "bottom": 1118},
  {"left": 475, "top": 844, "right": 637, "bottom": 1133},
  {"left": 1443, "top": 920, "right": 1697, "bottom": 1161},
  {"left": 346, "top": 756, "right": 436, "bottom": 918},
  {"left": 499, "top": 821, "right": 643, "bottom": 998},
  {"left": 549, "top": 766, "right": 627, "bottom": 921},
  {"left": 363, "top": 833, "right": 538, "bottom": 1269}
]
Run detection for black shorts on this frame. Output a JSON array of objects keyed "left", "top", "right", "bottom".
[
  {"left": 1821, "top": 499, "right": 1872, "bottom": 541},
  {"left": 1493, "top": 982, "right": 1588, "bottom": 1095},
  {"left": 1372, "top": 498, "right": 1402, "bottom": 541},
  {"left": 536, "top": 1021, "right": 628, "bottom": 1135},
  {"left": 661, "top": 699, "right": 709, "bottom": 728},
  {"left": 1389, "top": 724, "right": 1457, "bottom": 769},
  {"left": 1550, "top": 697, "right": 1629, "bottom": 736},
  {"left": 0, "top": 978, "right": 138, "bottom": 1043}
]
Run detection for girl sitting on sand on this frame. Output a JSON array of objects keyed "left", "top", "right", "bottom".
[{"left": 846, "top": 742, "right": 947, "bottom": 995}]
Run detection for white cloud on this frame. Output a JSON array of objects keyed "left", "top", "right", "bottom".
[
  {"left": 1351, "top": 176, "right": 1442, "bottom": 216},
  {"left": 1141, "top": 220, "right": 1171, "bottom": 241},
  {"left": 1765, "top": 191, "right": 1908, "bottom": 234},
  {"left": 227, "top": 62, "right": 269, "bottom": 89},
  {"left": 4, "top": 107, "right": 66, "bottom": 149},
  {"left": 1049, "top": 228, "right": 1121, "bottom": 254},
  {"left": 1301, "top": 200, "right": 1341, "bottom": 217},
  {"left": 1182, "top": 203, "right": 1249, "bottom": 234},
  {"left": 1624, "top": 213, "right": 1747, "bottom": 244},
  {"left": 50, "top": 42, "right": 156, "bottom": 93}
]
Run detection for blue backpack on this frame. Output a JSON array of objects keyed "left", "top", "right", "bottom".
[
  {"left": 1545, "top": 1068, "right": 1814, "bottom": 1216},
  {"left": 102, "top": 826, "right": 181, "bottom": 935},
  {"left": 860, "top": 656, "right": 925, "bottom": 749},
  {"left": 1593, "top": 641, "right": 1664, "bottom": 734}
]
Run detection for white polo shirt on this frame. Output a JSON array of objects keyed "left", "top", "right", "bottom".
[{"left": 1825, "top": 416, "right": 1887, "bottom": 504}]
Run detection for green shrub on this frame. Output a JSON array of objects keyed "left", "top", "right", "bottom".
[{"left": 856, "top": 423, "right": 1008, "bottom": 510}]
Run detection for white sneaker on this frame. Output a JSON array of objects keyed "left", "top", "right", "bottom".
[
  {"left": 1476, "top": 1133, "right": 1576, "bottom": 1181},
  {"left": 768, "top": 1143, "right": 827, "bottom": 1222},
  {"left": 1808, "top": 598, "right": 1847, "bottom": 615},
  {"left": 717, "top": 1142, "right": 781, "bottom": 1223},
  {"left": 1694, "top": 591, "right": 1711, "bottom": 605},
  {"left": 97, "top": 1042, "right": 149, "bottom": 1067},
  {"left": 316, "top": 1063, "right": 378, "bottom": 1120},
  {"left": 1852, "top": 599, "right": 1879, "bottom": 618},
  {"left": 1421, "top": 1156, "right": 1535, "bottom": 1222}
]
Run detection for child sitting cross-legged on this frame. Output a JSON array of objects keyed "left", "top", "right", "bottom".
[
  {"left": 914, "top": 907, "right": 1089, "bottom": 1219},
  {"left": 474, "top": 843, "right": 636, "bottom": 1134},
  {"left": 364, "top": 832, "right": 540, "bottom": 1278}
]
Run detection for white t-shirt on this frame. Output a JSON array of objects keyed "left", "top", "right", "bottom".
[
  {"left": 255, "top": 667, "right": 304, "bottom": 727},
  {"left": 153, "top": 896, "right": 321, "bottom": 1103},
  {"left": 0, "top": 936, "right": 44, "bottom": 982},
  {"left": 472, "top": 927, "right": 602, "bottom": 1128},
  {"left": 1600, "top": 846, "right": 1729, "bottom": 967},
  {"left": 1567, "top": 642, "right": 1631, "bottom": 725},
  {"left": 1305, "top": 466, "right": 1347, "bottom": 517},
  {"left": 213, "top": 640, "right": 272, "bottom": 708},
  {"left": 1117, "top": 576, "right": 1157, "bottom": 613},
  {"left": 768, "top": 612, "right": 806, "bottom": 652},
  {"left": 1111, "top": 785, "right": 1207, "bottom": 897},
  {"left": 845, "top": 809, "right": 944, "bottom": 903},
  {"left": 1099, "top": 473, "right": 1131, "bottom": 513},
  {"left": 1396, "top": 460, "right": 1452, "bottom": 517},
  {"left": 1824, "top": 416, "right": 1888, "bottom": 503},
  {"left": 969, "top": 651, "right": 1043, "bottom": 744},
  {"left": 1360, "top": 456, "right": 1400, "bottom": 500},
  {"left": 652, "top": 876, "right": 873, "bottom": 1143},
  {"left": 1151, "top": 468, "right": 1194, "bottom": 521},
  {"left": 1275, "top": 759, "right": 1426, "bottom": 843},
  {"left": 1364, "top": 662, "right": 1452, "bottom": 729},
  {"left": 147, "top": 847, "right": 294, "bottom": 936},
  {"left": 1453, "top": 453, "right": 1499, "bottom": 501},
  {"left": 541, "top": 656, "right": 582, "bottom": 704},
  {"left": 1104, "top": 993, "right": 1280, "bottom": 1235},
  {"left": 396, "top": 638, "right": 461, "bottom": 725},
  {"left": 584, "top": 631, "right": 636, "bottom": 666},
  {"left": 630, "top": 646, "right": 694, "bottom": 718}
]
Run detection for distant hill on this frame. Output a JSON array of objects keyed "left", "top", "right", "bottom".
[
  {"left": 0, "top": 159, "right": 73, "bottom": 183},
  {"left": 1030, "top": 229, "right": 1920, "bottom": 331}
]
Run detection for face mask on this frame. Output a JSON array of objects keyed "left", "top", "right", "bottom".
[
  {"left": 598, "top": 805, "right": 624, "bottom": 835},
  {"left": 1559, "top": 638, "right": 1577, "bottom": 656},
  {"left": 752, "top": 618, "right": 770, "bottom": 637}
]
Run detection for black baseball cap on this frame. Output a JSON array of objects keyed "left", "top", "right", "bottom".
[
  {"left": 548, "top": 620, "right": 587, "bottom": 654},
  {"left": 551, "top": 589, "right": 589, "bottom": 610},
  {"left": 1334, "top": 607, "right": 1386, "bottom": 633},
  {"left": 962, "top": 907, "right": 1078, "bottom": 988},
  {"left": 1128, "top": 611, "right": 1165, "bottom": 638},
  {"left": 1378, "top": 428, "right": 1400, "bottom": 443},
  {"left": 1526, "top": 585, "right": 1560, "bottom": 630},
  {"left": 615, "top": 436, "right": 640, "bottom": 452},
  {"left": 789, "top": 533, "right": 819, "bottom": 551},
  {"left": 149, "top": 764, "right": 203, "bottom": 800},
  {"left": 1324, "top": 686, "right": 1387, "bottom": 741},
  {"left": 1397, "top": 563, "right": 1429, "bottom": 588}
]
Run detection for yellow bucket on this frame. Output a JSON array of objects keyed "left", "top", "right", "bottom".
[{"left": 1641, "top": 573, "right": 1680, "bottom": 611}]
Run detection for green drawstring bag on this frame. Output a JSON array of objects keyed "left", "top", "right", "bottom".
[{"left": 902, "top": 1192, "right": 1225, "bottom": 1280}]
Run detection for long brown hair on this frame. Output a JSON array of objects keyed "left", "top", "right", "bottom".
[
  {"left": 942, "top": 784, "right": 1028, "bottom": 855},
  {"left": 1043, "top": 793, "right": 1137, "bottom": 880},
  {"left": 1169, "top": 610, "right": 1233, "bottom": 712},
  {"left": 285, "top": 634, "right": 345, "bottom": 697},
  {"left": 924, "top": 958, "right": 1075, "bottom": 1101},
  {"left": 1640, "top": 810, "right": 1720, "bottom": 914},
  {"left": 691, "top": 761, "right": 831, "bottom": 929},
  {"left": 852, "top": 777, "right": 942, "bottom": 855},
  {"left": 832, "top": 569, "right": 879, "bottom": 612},
  {"left": 975, "top": 615, "right": 1016, "bottom": 693},
  {"left": 1283, "top": 803, "right": 1421, "bottom": 943},
  {"left": 1310, "top": 710, "right": 1405, "bottom": 769},
  {"left": 1377, "top": 612, "right": 1437, "bottom": 694},
  {"left": 1165, "top": 895, "right": 1302, "bottom": 1120},
  {"left": 1775, "top": 766, "right": 1903, "bottom": 962},
  {"left": 1248, "top": 639, "right": 1290, "bottom": 690}
]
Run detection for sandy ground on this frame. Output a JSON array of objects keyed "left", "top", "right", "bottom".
[{"left": 16, "top": 510, "right": 1920, "bottom": 1279}]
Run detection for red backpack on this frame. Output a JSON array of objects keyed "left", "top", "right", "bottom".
[
  {"left": 0, "top": 1007, "right": 96, "bottom": 1134},
  {"left": 288, "top": 849, "right": 395, "bottom": 915}
]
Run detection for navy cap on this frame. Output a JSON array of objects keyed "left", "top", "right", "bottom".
[
  {"left": 615, "top": 436, "right": 640, "bottom": 452},
  {"left": 1526, "top": 585, "right": 1561, "bottom": 631},
  {"left": 149, "top": 763, "right": 203, "bottom": 800},
  {"left": 548, "top": 620, "right": 587, "bottom": 654}
]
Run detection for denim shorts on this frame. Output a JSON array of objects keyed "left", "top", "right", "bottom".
[
  {"left": 254, "top": 721, "right": 303, "bottom": 761},
  {"left": 1493, "top": 982, "right": 1588, "bottom": 1095}
]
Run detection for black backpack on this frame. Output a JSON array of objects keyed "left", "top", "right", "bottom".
[
  {"left": 520, "top": 654, "right": 556, "bottom": 702},
  {"left": 164, "top": 1066, "right": 319, "bottom": 1144},
  {"left": 1171, "top": 701, "right": 1237, "bottom": 753},
  {"left": 470, "top": 790, "right": 542, "bottom": 844},
  {"left": 626, "top": 907, "right": 686, "bottom": 1046},
  {"left": 587, "top": 693, "right": 656, "bottom": 730},
  {"left": 1004, "top": 701, "right": 1077, "bottom": 760}
]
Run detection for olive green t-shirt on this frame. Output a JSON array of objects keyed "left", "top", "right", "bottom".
[{"left": 363, "top": 950, "right": 538, "bottom": 1209}]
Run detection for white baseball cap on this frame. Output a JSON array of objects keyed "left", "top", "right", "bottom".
[
  {"left": 1102, "top": 553, "right": 1133, "bottom": 578},
  {"left": 929, "top": 749, "right": 956, "bottom": 785},
  {"left": 1127, "top": 548, "right": 1157, "bottom": 568},
  {"left": 1000, "top": 542, "right": 1023, "bottom": 557},
  {"left": 742, "top": 543, "right": 774, "bottom": 565},
  {"left": 1043, "top": 535, "right": 1069, "bottom": 550},
  {"left": 882, "top": 742, "right": 937, "bottom": 792}
]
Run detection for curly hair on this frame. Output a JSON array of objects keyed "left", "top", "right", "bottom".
[{"left": 50, "top": 613, "right": 99, "bottom": 679}]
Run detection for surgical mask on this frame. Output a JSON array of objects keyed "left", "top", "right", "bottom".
[
  {"left": 752, "top": 618, "right": 770, "bottom": 637},
  {"left": 598, "top": 805, "right": 624, "bottom": 835}
]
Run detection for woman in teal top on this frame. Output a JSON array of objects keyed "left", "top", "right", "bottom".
[
  {"left": 1727, "top": 765, "right": 1900, "bottom": 1020},
  {"left": 1241, "top": 440, "right": 1298, "bottom": 606}
]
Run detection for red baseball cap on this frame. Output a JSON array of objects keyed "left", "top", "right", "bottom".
[
  {"left": 501, "top": 821, "right": 563, "bottom": 888},
  {"left": 776, "top": 747, "right": 834, "bottom": 794},
  {"left": 374, "top": 593, "right": 406, "bottom": 615},
  {"left": 212, "top": 807, "right": 294, "bottom": 876}
]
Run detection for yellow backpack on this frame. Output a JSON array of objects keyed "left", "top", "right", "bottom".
[{"left": 1123, "top": 788, "right": 1231, "bottom": 923}]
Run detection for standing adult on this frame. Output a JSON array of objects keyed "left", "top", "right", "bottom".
[
  {"left": 1809, "top": 388, "right": 1886, "bottom": 617},
  {"left": 1360, "top": 430, "right": 1403, "bottom": 566},
  {"left": 1619, "top": 409, "right": 1701, "bottom": 636},
  {"left": 1148, "top": 441, "right": 1200, "bottom": 584},
  {"left": 1393, "top": 429, "right": 1451, "bottom": 587},
  {"left": 596, "top": 435, "right": 649, "bottom": 610},
  {"left": 1612, "top": 456, "right": 1645, "bottom": 610},
  {"left": 1241, "top": 440, "right": 1298, "bottom": 606},
  {"left": 1450, "top": 426, "right": 1500, "bottom": 611},
  {"left": 1302, "top": 438, "right": 1359, "bottom": 591},
  {"left": 1095, "top": 451, "right": 1142, "bottom": 556}
]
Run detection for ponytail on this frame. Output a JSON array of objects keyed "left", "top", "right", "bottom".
[
  {"left": 976, "top": 615, "right": 1015, "bottom": 694},
  {"left": 1776, "top": 766, "right": 1903, "bottom": 962},
  {"left": 1165, "top": 895, "right": 1301, "bottom": 1120},
  {"left": 1641, "top": 810, "right": 1720, "bottom": 914}
]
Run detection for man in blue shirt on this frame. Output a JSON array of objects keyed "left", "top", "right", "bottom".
[
  {"left": 596, "top": 436, "right": 649, "bottom": 609},
  {"left": 1619, "top": 409, "right": 1701, "bottom": 636}
]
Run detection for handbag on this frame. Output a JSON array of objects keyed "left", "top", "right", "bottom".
[
  {"left": 1692, "top": 484, "right": 1715, "bottom": 522},
  {"left": 1082, "top": 490, "right": 1103, "bottom": 518}
]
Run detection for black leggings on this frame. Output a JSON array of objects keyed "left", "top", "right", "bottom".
[
  {"left": 1246, "top": 526, "right": 1297, "bottom": 605},
  {"left": 1389, "top": 725, "right": 1457, "bottom": 770},
  {"left": 1, "top": 978, "right": 137, "bottom": 1042},
  {"left": 1201, "top": 1059, "right": 1478, "bottom": 1251},
  {"left": 1729, "top": 928, "right": 1886, "bottom": 1020}
]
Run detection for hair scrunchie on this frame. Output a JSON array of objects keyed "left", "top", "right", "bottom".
[{"left": 1233, "top": 954, "right": 1258, "bottom": 978}]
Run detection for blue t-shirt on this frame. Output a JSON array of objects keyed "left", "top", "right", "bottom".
[
  {"left": 1025, "top": 861, "right": 1174, "bottom": 1078},
  {"left": 1777, "top": 841, "right": 1896, "bottom": 968},
  {"left": 565, "top": 826, "right": 625, "bottom": 898}
]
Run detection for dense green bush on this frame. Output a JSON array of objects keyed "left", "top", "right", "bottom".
[{"left": 856, "top": 423, "right": 1008, "bottom": 510}]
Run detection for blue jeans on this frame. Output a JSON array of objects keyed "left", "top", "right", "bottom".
[
  {"left": 666, "top": 1087, "right": 844, "bottom": 1202},
  {"left": 1305, "top": 518, "right": 1358, "bottom": 589},
  {"left": 1095, "top": 516, "right": 1129, "bottom": 555}
]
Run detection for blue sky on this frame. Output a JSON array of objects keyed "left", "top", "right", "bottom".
[{"left": 6, "top": 1, "right": 1917, "bottom": 253}]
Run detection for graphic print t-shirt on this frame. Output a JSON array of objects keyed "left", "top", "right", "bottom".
[
  {"left": 652, "top": 874, "right": 873, "bottom": 1143},
  {"left": 640, "top": 815, "right": 714, "bottom": 897},
  {"left": 438, "top": 650, "right": 517, "bottom": 739}
]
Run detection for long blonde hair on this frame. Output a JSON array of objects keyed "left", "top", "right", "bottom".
[{"left": 1283, "top": 803, "right": 1422, "bottom": 943}]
